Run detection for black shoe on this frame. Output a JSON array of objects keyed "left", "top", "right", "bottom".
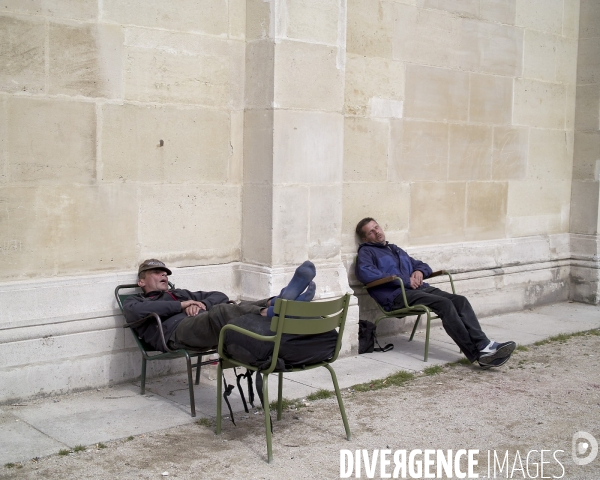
[
  {"left": 478, "top": 341, "right": 516, "bottom": 363},
  {"left": 478, "top": 354, "right": 512, "bottom": 369}
]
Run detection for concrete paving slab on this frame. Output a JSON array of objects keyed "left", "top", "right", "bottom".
[
  {"left": 0, "top": 409, "right": 66, "bottom": 465},
  {"left": 13, "top": 384, "right": 194, "bottom": 447}
]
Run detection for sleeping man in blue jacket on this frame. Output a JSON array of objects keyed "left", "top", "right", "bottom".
[{"left": 355, "top": 218, "right": 515, "bottom": 369}]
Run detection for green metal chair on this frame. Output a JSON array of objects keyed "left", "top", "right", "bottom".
[
  {"left": 216, "top": 294, "right": 352, "bottom": 463},
  {"left": 364, "top": 270, "right": 456, "bottom": 362},
  {"left": 115, "top": 283, "right": 218, "bottom": 417}
]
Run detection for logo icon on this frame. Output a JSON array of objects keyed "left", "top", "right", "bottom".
[{"left": 572, "top": 431, "right": 598, "bottom": 466}]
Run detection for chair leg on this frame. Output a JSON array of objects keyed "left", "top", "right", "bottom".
[
  {"left": 262, "top": 373, "right": 273, "bottom": 463},
  {"left": 277, "top": 372, "right": 283, "bottom": 421},
  {"left": 424, "top": 312, "right": 431, "bottom": 362},
  {"left": 140, "top": 358, "right": 147, "bottom": 395},
  {"left": 216, "top": 362, "right": 223, "bottom": 435},
  {"left": 185, "top": 354, "right": 196, "bottom": 417},
  {"left": 323, "top": 364, "right": 351, "bottom": 441},
  {"left": 409, "top": 314, "right": 422, "bottom": 341},
  {"left": 195, "top": 357, "right": 201, "bottom": 385}
]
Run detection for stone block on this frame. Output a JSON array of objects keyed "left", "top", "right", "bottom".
[
  {"left": 7, "top": 97, "right": 95, "bottom": 184},
  {"left": 272, "top": 185, "right": 309, "bottom": 264},
  {"left": 49, "top": 21, "right": 123, "bottom": 99},
  {"left": 229, "top": 110, "right": 244, "bottom": 184},
  {"left": 507, "top": 180, "right": 571, "bottom": 235},
  {"left": 343, "top": 117, "right": 389, "bottom": 182},
  {"left": 138, "top": 185, "right": 242, "bottom": 265},
  {"left": 246, "top": 0, "right": 271, "bottom": 41},
  {"left": 493, "top": 128, "right": 528, "bottom": 183},
  {"left": 0, "top": 0, "right": 98, "bottom": 20},
  {"left": 245, "top": 40, "right": 275, "bottom": 109},
  {"left": 392, "top": 4, "right": 460, "bottom": 69},
  {"left": 480, "top": 0, "right": 517, "bottom": 25},
  {"left": 566, "top": 84, "right": 576, "bottom": 131},
  {"left": 469, "top": 73, "right": 512, "bottom": 125},
  {"left": 241, "top": 185, "right": 273, "bottom": 265},
  {"left": 458, "top": 19, "right": 523, "bottom": 77},
  {"left": 273, "top": 40, "right": 343, "bottom": 112},
  {"left": 562, "top": 0, "right": 580, "bottom": 38},
  {"left": 574, "top": 85, "right": 600, "bottom": 132},
  {"left": 579, "top": 0, "right": 600, "bottom": 38},
  {"left": 124, "top": 32, "right": 242, "bottom": 107},
  {"left": 404, "top": 64, "right": 469, "bottom": 122},
  {"left": 101, "top": 104, "right": 230, "bottom": 184},
  {"left": 342, "top": 181, "right": 410, "bottom": 244},
  {"left": 0, "top": 185, "right": 137, "bottom": 280},
  {"left": 513, "top": 79, "right": 566, "bottom": 129},
  {"left": 273, "top": 110, "right": 343, "bottom": 184},
  {"left": 103, "top": 0, "right": 228, "bottom": 36},
  {"left": 577, "top": 37, "right": 600, "bottom": 85},
  {"left": 228, "top": 0, "right": 246, "bottom": 40},
  {"left": 570, "top": 180, "right": 600, "bottom": 235},
  {"left": 416, "top": 0, "right": 479, "bottom": 17},
  {"left": 344, "top": 53, "right": 405, "bottom": 117},
  {"left": 516, "top": 0, "right": 562, "bottom": 35},
  {"left": 409, "top": 182, "right": 466, "bottom": 245},
  {"left": 283, "top": 0, "right": 341, "bottom": 45},
  {"left": 390, "top": 120, "right": 449, "bottom": 181},
  {"left": 466, "top": 181, "right": 508, "bottom": 241},
  {"left": 243, "top": 109, "right": 274, "bottom": 185},
  {"left": 573, "top": 131, "right": 600, "bottom": 181},
  {"left": 0, "top": 97, "right": 6, "bottom": 184},
  {"left": 527, "top": 128, "right": 573, "bottom": 181},
  {"left": 556, "top": 36, "right": 578, "bottom": 85},
  {"left": 309, "top": 185, "right": 342, "bottom": 261},
  {"left": 0, "top": 15, "right": 45, "bottom": 94},
  {"left": 523, "top": 30, "right": 557, "bottom": 83},
  {"left": 347, "top": 0, "right": 393, "bottom": 58},
  {"left": 448, "top": 124, "right": 493, "bottom": 181}
]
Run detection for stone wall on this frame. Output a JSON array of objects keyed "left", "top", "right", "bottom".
[{"left": 0, "top": 0, "right": 596, "bottom": 403}]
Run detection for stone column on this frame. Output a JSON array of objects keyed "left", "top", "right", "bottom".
[
  {"left": 571, "top": 0, "right": 600, "bottom": 304},
  {"left": 240, "top": 0, "right": 357, "bottom": 351}
]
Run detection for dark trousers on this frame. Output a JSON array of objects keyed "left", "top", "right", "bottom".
[
  {"left": 394, "top": 287, "right": 489, "bottom": 362},
  {"left": 169, "top": 299, "right": 269, "bottom": 350}
]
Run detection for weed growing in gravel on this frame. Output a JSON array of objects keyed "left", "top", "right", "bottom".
[
  {"left": 58, "top": 449, "right": 70, "bottom": 456},
  {"left": 4, "top": 463, "right": 16, "bottom": 469},
  {"left": 515, "top": 345, "right": 529, "bottom": 352},
  {"left": 352, "top": 370, "right": 414, "bottom": 392},
  {"left": 307, "top": 389, "right": 333, "bottom": 401},
  {"left": 423, "top": 365, "right": 443, "bottom": 376},
  {"left": 97, "top": 443, "right": 106, "bottom": 449},
  {"left": 448, "top": 358, "right": 471, "bottom": 367},
  {"left": 196, "top": 418, "right": 212, "bottom": 428},
  {"left": 126, "top": 436, "right": 134, "bottom": 441},
  {"left": 268, "top": 397, "right": 302, "bottom": 411},
  {"left": 534, "top": 329, "right": 600, "bottom": 346}
]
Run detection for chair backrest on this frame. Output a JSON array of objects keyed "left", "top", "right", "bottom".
[{"left": 269, "top": 293, "right": 351, "bottom": 366}]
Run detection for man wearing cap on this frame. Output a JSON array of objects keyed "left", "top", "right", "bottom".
[
  {"left": 354, "top": 218, "right": 516, "bottom": 369},
  {"left": 123, "top": 259, "right": 317, "bottom": 352}
]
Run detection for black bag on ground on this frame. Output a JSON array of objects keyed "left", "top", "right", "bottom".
[
  {"left": 358, "top": 320, "right": 393, "bottom": 354},
  {"left": 223, "top": 313, "right": 338, "bottom": 371}
]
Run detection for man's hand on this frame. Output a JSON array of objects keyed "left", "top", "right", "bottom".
[
  {"left": 180, "top": 300, "right": 207, "bottom": 316},
  {"left": 410, "top": 270, "right": 423, "bottom": 289}
]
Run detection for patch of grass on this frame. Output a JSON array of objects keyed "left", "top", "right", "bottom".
[
  {"left": 448, "top": 358, "right": 472, "bottom": 367},
  {"left": 73, "top": 445, "right": 86, "bottom": 452},
  {"left": 58, "top": 449, "right": 71, "bottom": 456},
  {"left": 534, "top": 329, "right": 600, "bottom": 346},
  {"left": 196, "top": 418, "right": 212, "bottom": 428},
  {"left": 126, "top": 436, "right": 134, "bottom": 441},
  {"left": 515, "top": 345, "right": 529, "bottom": 352},
  {"left": 423, "top": 365, "right": 443, "bottom": 376},
  {"left": 4, "top": 463, "right": 16, "bottom": 469},
  {"left": 352, "top": 370, "right": 415, "bottom": 392},
  {"left": 307, "top": 389, "right": 333, "bottom": 401},
  {"left": 97, "top": 443, "right": 106, "bottom": 449},
  {"left": 268, "top": 397, "right": 301, "bottom": 411}
]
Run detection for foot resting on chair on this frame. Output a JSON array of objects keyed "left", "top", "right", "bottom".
[{"left": 265, "top": 262, "right": 317, "bottom": 317}]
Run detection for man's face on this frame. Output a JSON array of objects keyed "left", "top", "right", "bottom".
[
  {"left": 362, "top": 220, "right": 386, "bottom": 244},
  {"left": 138, "top": 269, "right": 169, "bottom": 293}
]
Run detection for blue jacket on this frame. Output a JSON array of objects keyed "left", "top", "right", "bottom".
[{"left": 355, "top": 242, "right": 432, "bottom": 311}]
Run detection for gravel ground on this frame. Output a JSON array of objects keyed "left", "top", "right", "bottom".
[{"left": 3, "top": 332, "right": 600, "bottom": 479}]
